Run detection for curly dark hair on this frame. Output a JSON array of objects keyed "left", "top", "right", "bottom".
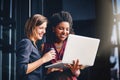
[{"left": 46, "top": 11, "right": 75, "bottom": 43}]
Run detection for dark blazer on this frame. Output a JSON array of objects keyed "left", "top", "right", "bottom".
[{"left": 16, "top": 38, "right": 43, "bottom": 80}]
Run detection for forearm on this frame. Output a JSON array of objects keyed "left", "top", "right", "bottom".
[
  {"left": 26, "top": 58, "right": 45, "bottom": 74},
  {"left": 26, "top": 49, "right": 56, "bottom": 74}
]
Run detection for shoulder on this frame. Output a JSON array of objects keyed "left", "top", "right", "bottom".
[
  {"left": 20, "top": 38, "right": 31, "bottom": 43},
  {"left": 17, "top": 38, "right": 32, "bottom": 49},
  {"left": 18, "top": 38, "right": 31, "bottom": 45}
]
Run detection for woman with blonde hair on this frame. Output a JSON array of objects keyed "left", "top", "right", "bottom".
[{"left": 16, "top": 14, "right": 56, "bottom": 80}]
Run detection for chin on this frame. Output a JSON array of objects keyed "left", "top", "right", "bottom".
[
  {"left": 61, "top": 39, "right": 66, "bottom": 41},
  {"left": 38, "top": 37, "right": 42, "bottom": 40}
]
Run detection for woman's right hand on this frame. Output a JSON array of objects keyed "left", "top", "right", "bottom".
[{"left": 41, "top": 49, "right": 56, "bottom": 63}]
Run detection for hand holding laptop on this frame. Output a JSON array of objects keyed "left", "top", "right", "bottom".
[
  {"left": 46, "top": 59, "right": 83, "bottom": 76},
  {"left": 65, "top": 59, "right": 83, "bottom": 67}
]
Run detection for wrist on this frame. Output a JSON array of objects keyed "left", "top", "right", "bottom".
[
  {"left": 40, "top": 57, "right": 46, "bottom": 64},
  {"left": 72, "top": 70, "right": 80, "bottom": 77}
]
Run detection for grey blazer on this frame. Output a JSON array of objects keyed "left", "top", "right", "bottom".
[{"left": 16, "top": 38, "right": 43, "bottom": 80}]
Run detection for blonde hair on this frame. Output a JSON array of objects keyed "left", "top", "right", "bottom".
[{"left": 25, "top": 14, "right": 47, "bottom": 38}]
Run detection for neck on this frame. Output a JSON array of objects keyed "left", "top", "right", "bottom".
[
  {"left": 54, "top": 41, "right": 64, "bottom": 49},
  {"left": 29, "top": 37, "right": 37, "bottom": 47}
]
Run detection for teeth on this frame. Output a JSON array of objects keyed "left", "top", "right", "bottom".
[
  {"left": 61, "top": 35, "right": 65, "bottom": 36},
  {"left": 61, "top": 35, "right": 65, "bottom": 37}
]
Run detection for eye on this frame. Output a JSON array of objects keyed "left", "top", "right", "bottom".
[
  {"left": 66, "top": 28, "right": 70, "bottom": 31},
  {"left": 38, "top": 26, "right": 46, "bottom": 30},
  {"left": 58, "top": 27, "right": 64, "bottom": 30}
]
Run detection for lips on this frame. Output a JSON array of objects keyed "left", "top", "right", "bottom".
[
  {"left": 61, "top": 35, "right": 67, "bottom": 38},
  {"left": 38, "top": 33, "right": 43, "bottom": 38},
  {"left": 39, "top": 35, "right": 43, "bottom": 38},
  {"left": 60, "top": 35, "right": 67, "bottom": 39}
]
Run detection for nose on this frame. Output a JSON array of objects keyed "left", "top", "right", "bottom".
[
  {"left": 63, "top": 29, "right": 67, "bottom": 34},
  {"left": 43, "top": 29, "right": 46, "bottom": 34}
]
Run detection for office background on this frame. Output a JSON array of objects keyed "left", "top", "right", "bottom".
[{"left": 0, "top": 0, "right": 119, "bottom": 80}]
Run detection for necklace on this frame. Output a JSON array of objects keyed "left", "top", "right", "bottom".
[
  {"left": 55, "top": 45, "right": 62, "bottom": 49},
  {"left": 54, "top": 42, "right": 63, "bottom": 49}
]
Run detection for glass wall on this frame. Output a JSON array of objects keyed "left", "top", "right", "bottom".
[{"left": 110, "top": 0, "right": 120, "bottom": 80}]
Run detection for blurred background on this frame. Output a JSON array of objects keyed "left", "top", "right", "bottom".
[{"left": 0, "top": 0, "right": 119, "bottom": 80}]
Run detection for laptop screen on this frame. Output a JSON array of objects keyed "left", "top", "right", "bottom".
[{"left": 62, "top": 34, "right": 100, "bottom": 66}]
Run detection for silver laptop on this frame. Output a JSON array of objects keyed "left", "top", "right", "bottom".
[{"left": 45, "top": 34, "right": 100, "bottom": 68}]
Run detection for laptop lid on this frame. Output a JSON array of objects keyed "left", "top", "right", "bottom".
[{"left": 62, "top": 34, "right": 100, "bottom": 66}]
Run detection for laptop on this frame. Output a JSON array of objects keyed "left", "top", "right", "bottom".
[{"left": 45, "top": 34, "right": 100, "bottom": 68}]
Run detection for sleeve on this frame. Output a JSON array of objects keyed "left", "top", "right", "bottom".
[{"left": 16, "top": 39, "right": 32, "bottom": 76}]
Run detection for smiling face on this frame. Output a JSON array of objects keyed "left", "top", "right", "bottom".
[
  {"left": 33, "top": 22, "right": 47, "bottom": 41},
  {"left": 53, "top": 21, "right": 70, "bottom": 42},
  {"left": 25, "top": 14, "right": 48, "bottom": 42}
]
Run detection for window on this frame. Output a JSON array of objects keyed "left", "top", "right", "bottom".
[{"left": 110, "top": 0, "right": 120, "bottom": 80}]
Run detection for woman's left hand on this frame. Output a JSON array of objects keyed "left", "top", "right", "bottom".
[{"left": 65, "top": 59, "right": 82, "bottom": 77}]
